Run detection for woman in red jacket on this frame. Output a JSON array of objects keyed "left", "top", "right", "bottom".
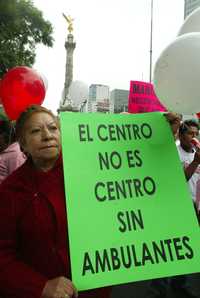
[{"left": 0, "top": 105, "right": 111, "bottom": 298}]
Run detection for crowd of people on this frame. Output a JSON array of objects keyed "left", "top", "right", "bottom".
[{"left": 0, "top": 106, "right": 199, "bottom": 298}]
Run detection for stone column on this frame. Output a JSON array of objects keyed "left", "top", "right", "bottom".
[{"left": 59, "top": 33, "right": 76, "bottom": 112}]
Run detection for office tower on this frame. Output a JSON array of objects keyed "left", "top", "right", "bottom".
[
  {"left": 88, "top": 84, "right": 110, "bottom": 113},
  {"left": 110, "top": 89, "right": 129, "bottom": 113},
  {"left": 89, "top": 84, "right": 109, "bottom": 102},
  {"left": 184, "top": 0, "right": 200, "bottom": 18}
]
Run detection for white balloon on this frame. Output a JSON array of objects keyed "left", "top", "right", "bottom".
[
  {"left": 178, "top": 7, "right": 200, "bottom": 36},
  {"left": 153, "top": 32, "right": 200, "bottom": 114}
]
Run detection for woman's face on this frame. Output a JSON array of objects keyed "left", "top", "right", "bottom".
[{"left": 22, "top": 112, "right": 61, "bottom": 165}]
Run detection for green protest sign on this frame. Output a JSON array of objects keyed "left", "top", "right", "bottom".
[{"left": 60, "top": 112, "right": 200, "bottom": 291}]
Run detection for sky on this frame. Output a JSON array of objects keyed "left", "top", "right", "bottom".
[{"left": 33, "top": 0, "right": 184, "bottom": 112}]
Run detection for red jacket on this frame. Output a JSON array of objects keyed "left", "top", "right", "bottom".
[{"left": 0, "top": 155, "right": 111, "bottom": 298}]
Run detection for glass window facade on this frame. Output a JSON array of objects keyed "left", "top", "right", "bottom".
[{"left": 184, "top": 0, "right": 200, "bottom": 18}]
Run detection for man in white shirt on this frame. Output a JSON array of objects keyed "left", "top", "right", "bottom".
[
  {"left": 177, "top": 119, "right": 200, "bottom": 216},
  {"left": 148, "top": 117, "right": 200, "bottom": 298},
  {"left": 170, "top": 119, "right": 200, "bottom": 298}
]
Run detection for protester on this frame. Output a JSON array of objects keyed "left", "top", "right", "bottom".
[
  {"left": 177, "top": 119, "right": 200, "bottom": 217},
  {"left": 0, "top": 105, "right": 111, "bottom": 298},
  {"left": 0, "top": 114, "right": 25, "bottom": 184},
  {"left": 147, "top": 117, "right": 200, "bottom": 298},
  {"left": 168, "top": 120, "right": 200, "bottom": 298}
]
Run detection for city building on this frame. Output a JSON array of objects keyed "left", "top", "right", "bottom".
[
  {"left": 96, "top": 99, "right": 110, "bottom": 113},
  {"left": 86, "top": 101, "right": 96, "bottom": 113},
  {"left": 88, "top": 84, "right": 110, "bottom": 112},
  {"left": 110, "top": 89, "right": 129, "bottom": 114},
  {"left": 89, "top": 84, "right": 109, "bottom": 102},
  {"left": 184, "top": 0, "right": 200, "bottom": 18},
  {"left": 87, "top": 99, "right": 110, "bottom": 113}
]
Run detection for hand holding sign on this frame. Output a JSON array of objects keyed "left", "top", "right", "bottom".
[{"left": 164, "top": 112, "right": 182, "bottom": 138}]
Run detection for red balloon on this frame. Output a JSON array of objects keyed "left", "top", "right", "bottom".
[
  {"left": 196, "top": 112, "right": 200, "bottom": 119},
  {"left": 0, "top": 66, "right": 45, "bottom": 120}
]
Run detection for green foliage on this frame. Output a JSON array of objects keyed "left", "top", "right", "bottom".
[{"left": 0, "top": 0, "right": 54, "bottom": 78}]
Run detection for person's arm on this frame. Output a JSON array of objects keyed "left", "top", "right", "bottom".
[
  {"left": 0, "top": 186, "right": 48, "bottom": 298},
  {"left": 164, "top": 112, "right": 182, "bottom": 139},
  {"left": 0, "top": 183, "right": 78, "bottom": 298},
  {"left": 183, "top": 148, "right": 200, "bottom": 181}
]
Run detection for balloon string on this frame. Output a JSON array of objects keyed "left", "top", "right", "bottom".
[{"left": 7, "top": 121, "right": 16, "bottom": 146}]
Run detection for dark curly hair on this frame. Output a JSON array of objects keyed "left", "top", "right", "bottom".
[
  {"left": 0, "top": 114, "right": 16, "bottom": 145},
  {"left": 179, "top": 119, "right": 199, "bottom": 135}
]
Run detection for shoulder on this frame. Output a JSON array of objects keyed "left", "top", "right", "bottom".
[
  {"left": 0, "top": 160, "right": 36, "bottom": 221},
  {"left": 0, "top": 159, "right": 32, "bottom": 192},
  {"left": 176, "top": 144, "right": 182, "bottom": 154},
  {"left": 0, "top": 143, "right": 25, "bottom": 162}
]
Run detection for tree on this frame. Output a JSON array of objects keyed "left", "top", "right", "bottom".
[{"left": 0, "top": 0, "right": 54, "bottom": 78}]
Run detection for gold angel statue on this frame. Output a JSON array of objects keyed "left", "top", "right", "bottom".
[{"left": 62, "top": 13, "right": 74, "bottom": 33}]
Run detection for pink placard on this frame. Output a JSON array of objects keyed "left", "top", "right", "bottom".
[{"left": 128, "top": 81, "right": 167, "bottom": 113}]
